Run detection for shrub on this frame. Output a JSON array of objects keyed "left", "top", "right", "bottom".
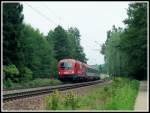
[
  {"left": 45, "top": 90, "right": 79, "bottom": 110},
  {"left": 3, "top": 64, "right": 19, "bottom": 82},
  {"left": 20, "top": 67, "right": 33, "bottom": 82},
  {"left": 45, "top": 90, "right": 61, "bottom": 110},
  {"left": 3, "top": 78, "right": 13, "bottom": 88},
  {"left": 64, "top": 91, "right": 79, "bottom": 110}
]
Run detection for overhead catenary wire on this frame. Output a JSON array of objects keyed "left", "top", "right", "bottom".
[
  {"left": 42, "top": 3, "right": 62, "bottom": 25},
  {"left": 24, "top": 3, "right": 96, "bottom": 47},
  {"left": 24, "top": 3, "right": 58, "bottom": 26},
  {"left": 42, "top": 2, "right": 71, "bottom": 28},
  {"left": 23, "top": 3, "right": 100, "bottom": 53}
]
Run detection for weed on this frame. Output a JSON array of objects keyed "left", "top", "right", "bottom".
[{"left": 44, "top": 77, "right": 139, "bottom": 110}]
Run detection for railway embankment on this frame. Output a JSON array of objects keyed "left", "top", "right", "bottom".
[
  {"left": 3, "top": 80, "right": 110, "bottom": 110},
  {"left": 3, "top": 78, "right": 142, "bottom": 111},
  {"left": 44, "top": 78, "right": 139, "bottom": 110}
]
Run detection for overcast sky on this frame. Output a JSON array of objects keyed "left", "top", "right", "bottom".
[{"left": 20, "top": 1, "right": 130, "bottom": 65}]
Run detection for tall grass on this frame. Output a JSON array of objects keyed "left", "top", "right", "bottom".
[
  {"left": 44, "top": 90, "right": 79, "bottom": 110},
  {"left": 4, "top": 78, "right": 63, "bottom": 90},
  {"left": 44, "top": 77, "right": 139, "bottom": 110},
  {"left": 102, "top": 78, "right": 139, "bottom": 110}
]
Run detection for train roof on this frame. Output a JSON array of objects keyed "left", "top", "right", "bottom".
[
  {"left": 59, "top": 59, "right": 76, "bottom": 63},
  {"left": 59, "top": 59, "right": 98, "bottom": 71}
]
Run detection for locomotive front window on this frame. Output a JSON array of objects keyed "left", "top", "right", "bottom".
[{"left": 60, "top": 62, "right": 72, "bottom": 69}]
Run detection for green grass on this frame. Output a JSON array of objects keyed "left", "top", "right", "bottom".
[
  {"left": 44, "top": 77, "right": 139, "bottom": 110},
  {"left": 3, "top": 78, "right": 63, "bottom": 90}
]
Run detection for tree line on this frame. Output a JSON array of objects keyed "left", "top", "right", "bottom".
[
  {"left": 100, "top": 3, "right": 147, "bottom": 80},
  {"left": 3, "top": 3, "right": 87, "bottom": 85}
]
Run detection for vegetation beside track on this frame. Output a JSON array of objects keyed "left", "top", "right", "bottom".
[
  {"left": 3, "top": 78, "right": 63, "bottom": 90},
  {"left": 44, "top": 77, "right": 139, "bottom": 110}
]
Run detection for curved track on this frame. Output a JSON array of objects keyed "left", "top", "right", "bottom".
[{"left": 3, "top": 80, "right": 107, "bottom": 102}]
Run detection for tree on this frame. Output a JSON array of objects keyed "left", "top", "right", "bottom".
[
  {"left": 48, "top": 26, "right": 88, "bottom": 63},
  {"left": 104, "top": 29, "right": 123, "bottom": 77},
  {"left": 50, "top": 25, "right": 73, "bottom": 61},
  {"left": 101, "top": 3, "right": 147, "bottom": 80},
  {"left": 67, "top": 27, "right": 88, "bottom": 63},
  {"left": 20, "top": 24, "right": 55, "bottom": 78},
  {"left": 3, "top": 3, "right": 24, "bottom": 66},
  {"left": 121, "top": 3, "right": 147, "bottom": 79}
]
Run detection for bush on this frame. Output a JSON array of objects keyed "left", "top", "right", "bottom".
[
  {"left": 45, "top": 90, "right": 79, "bottom": 110},
  {"left": 27, "top": 79, "right": 62, "bottom": 87},
  {"left": 3, "top": 64, "right": 19, "bottom": 82},
  {"left": 45, "top": 90, "right": 61, "bottom": 110},
  {"left": 3, "top": 78, "right": 63, "bottom": 90},
  {"left": 20, "top": 67, "right": 33, "bottom": 82},
  {"left": 3, "top": 78, "right": 13, "bottom": 88},
  {"left": 64, "top": 91, "right": 79, "bottom": 110}
]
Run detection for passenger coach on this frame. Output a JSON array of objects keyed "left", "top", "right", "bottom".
[{"left": 58, "top": 59, "right": 100, "bottom": 82}]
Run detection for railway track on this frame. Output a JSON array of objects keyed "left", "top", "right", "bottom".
[{"left": 3, "top": 79, "right": 107, "bottom": 102}]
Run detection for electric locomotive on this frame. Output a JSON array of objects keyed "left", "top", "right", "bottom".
[{"left": 58, "top": 59, "right": 100, "bottom": 82}]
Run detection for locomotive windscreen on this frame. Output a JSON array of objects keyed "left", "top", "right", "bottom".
[{"left": 60, "top": 62, "right": 72, "bottom": 69}]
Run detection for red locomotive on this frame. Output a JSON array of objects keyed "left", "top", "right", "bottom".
[{"left": 58, "top": 59, "right": 100, "bottom": 82}]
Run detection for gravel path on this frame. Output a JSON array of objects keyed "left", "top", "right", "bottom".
[{"left": 134, "top": 81, "right": 148, "bottom": 111}]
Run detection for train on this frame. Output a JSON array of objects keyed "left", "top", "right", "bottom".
[{"left": 58, "top": 59, "right": 100, "bottom": 82}]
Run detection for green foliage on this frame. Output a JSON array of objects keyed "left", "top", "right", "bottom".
[
  {"left": 103, "top": 78, "right": 139, "bottom": 110},
  {"left": 20, "top": 24, "right": 55, "bottom": 78},
  {"left": 51, "top": 90, "right": 60, "bottom": 110},
  {"left": 50, "top": 58, "right": 58, "bottom": 79},
  {"left": 80, "top": 77, "right": 139, "bottom": 110},
  {"left": 121, "top": 3, "right": 147, "bottom": 80},
  {"left": 47, "top": 26, "right": 87, "bottom": 63},
  {"left": 3, "top": 64, "right": 19, "bottom": 77},
  {"left": 67, "top": 27, "right": 88, "bottom": 63},
  {"left": 3, "top": 78, "right": 62, "bottom": 90},
  {"left": 3, "top": 3, "right": 24, "bottom": 66},
  {"left": 104, "top": 26, "right": 123, "bottom": 77},
  {"left": 44, "top": 77, "right": 139, "bottom": 110},
  {"left": 3, "top": 64, "right": 20, "bottom": 82},
  {"left": 20, "top": 67, "right": 33, "bottom": 81},
  {"left": 45, "top": 90, "right": 79, "bottom": 110},
  {"left": 27, "top": 79, "right": 62, "bottom": 87},
  {"left": 3, "top": 78, "right": 13, "bottom": 88},
  {"left": 49, "top": 25, "right": 72, "bottom": 61},
  {"left": 45, "top": 90, "right": 61, "bottom": 110},
  {"left": 64, "top": 91, "right": 79, "bottom": 110},
  {"left": 101, "top": 3, "right": 147, "bottom": 80},
  {"left": 99, "top": 64, "right": 107, "bottom": 73}
]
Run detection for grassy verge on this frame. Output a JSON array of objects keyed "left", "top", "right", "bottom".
[
  {"left": 44, "top": 77, "right": 139, "bottom": 110},
  {"left": 3, "top": 78, "right": 63, "bottom": 90}
]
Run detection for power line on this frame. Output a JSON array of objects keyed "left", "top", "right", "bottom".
[
  {"left": 24, "top": 3, "right": 58, "bottom": 26},
  {"left": 42, "top": 3, "right": 69, "bottom": 27},
  {"left": 24, "top": 3, "right": 100, "bottom": 52},
  {"left": 43, "top": 3, "right": 61, "bottom": 23},
  {"left": 94, "top": 41, "right": 103, "bottom": 47}
]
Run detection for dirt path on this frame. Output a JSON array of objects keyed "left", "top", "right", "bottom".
[{"left": 134, "top": 81, "right": 148, "bottom": 111}]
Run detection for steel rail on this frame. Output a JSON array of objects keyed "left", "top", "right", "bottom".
[{"left": 3, "top": 79, "right": 107, "bottom": 102}]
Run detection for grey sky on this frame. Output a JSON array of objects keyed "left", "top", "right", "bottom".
[{"left": 20, "top": 2, "right": 130, "bottom": 65}]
